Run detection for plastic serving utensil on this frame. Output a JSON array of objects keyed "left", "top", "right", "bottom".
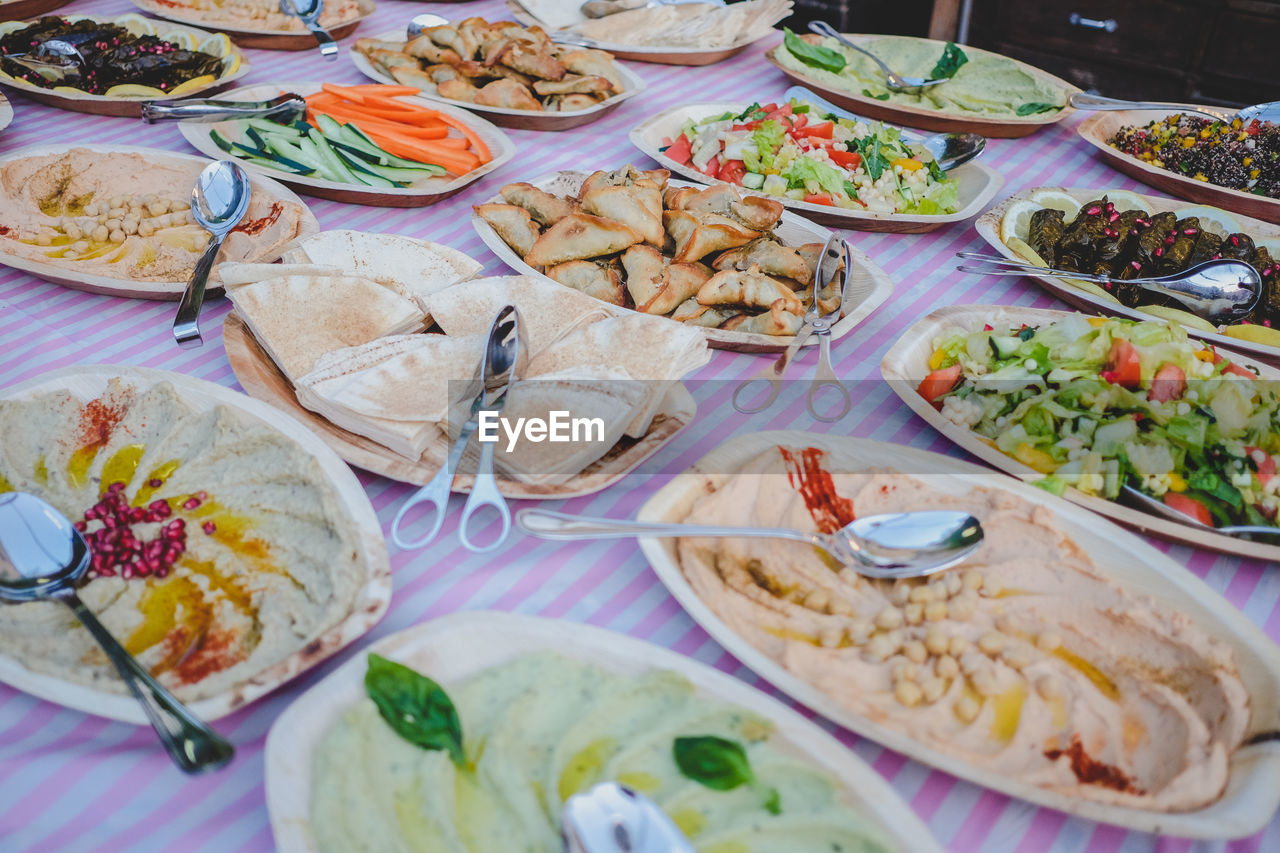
[
  {"left": 173, "top": 159, "right": 252, "bottom": 348},
  {"left": 808, "top": 21, "right": 948, "bottom": 92},
  {"left": 517, "top": 507, "right": 985, "bottom": 579},
  {"left": 955, "top": 254, "right": 1262, "bottom": 325},
  {"left": 733, "top": 235, "right": 853, "bottom": 421},
  {"left": 391, "top": 306, "right": 526, "bottom": 553},
  {"left": 562, "top": 782, "right": 694, "bottom": 853},
  {"left": 0, "top": 492, "right": 234, "bottom": 773},
  {"left": 784, "top": 85, "right": 985, "bottom": 171},
  {"left": 140, "top": 93, "right": 306, "bottom": 124},
  {"left": 280, "top": 0, "right": 338, "bottom": 60},
  {"left": 1069, "top": 93, "right": 1280, "bottom": 126}
]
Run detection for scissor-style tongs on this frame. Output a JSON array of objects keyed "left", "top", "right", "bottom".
[{"left": 732, "top": 235, "right": 853, "bottom": 422}]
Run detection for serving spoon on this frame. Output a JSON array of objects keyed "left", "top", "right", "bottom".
[
  {"left": 4, "top": 38, "right": 84, "bottom": 82},
  {"left": 955, "top": 255, "right": 1262, "bottom": 325},
  {"left": 1121, "top": 485, "right": 1280, "bottom": 540},
  {"left": 280, "top": 0, "right": 338, "bottom": 60},
  {"left": 784, "top": 85, "right": 985, "bottom": 171},
  {"left": 1069, "top": 93, "right": 1280, "bottom": 125},
  {"left": 0, "top": 493, "right": 234, "bottom": 773},
  {"left": 808, "top": 21, "right": 948, "bottom": 92},
  {"left": 517, "top": 508, "right": 985, "bottom": 579},
  {"left": 563, "top": 782, "right": 693, "bottom": 853},
  {"left": 407, "top": 12, "right": 448, "bottom": 38},
  {"left": 173, "top": 160, "right": 252, "bottom": 349}
]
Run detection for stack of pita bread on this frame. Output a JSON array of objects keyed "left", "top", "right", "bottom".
[{"left": 517, "top": 0, "right": 792, "bottom": 50}]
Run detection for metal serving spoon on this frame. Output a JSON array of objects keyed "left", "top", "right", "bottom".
[
  {"left": 956, "top": 255, "right": 1262, "bottom": 325},
  {"left": 808, "top": 21, "right": 948, "bottom": 92},
  {"left": 407, "top": 13, "right": 448, "bottom": 38},
  {"left": 581, "top": 0, "right": 724, "bottom": 19},
  {"left": 1121, "top": 485, "right": 1280, "bottom": 540},
  {"left": 563, "top": 782, "right": 693, "bottom": 853},
  {"left": 0, "top": 493, "right": 234, "bottom": 773},
  {"left": 4, "top": 38, "right": 85, "bottom": 82},
  {"left": 280, "top": 0, "right": 338, "bottom": 60},
  {"left": 784, "top": 85, "right": 985, "bottom": 171},
  {"left": 140, "top": 93, "right": 306, "bottom": 124},
  {"left": 173, "top": 160, "right": 252, "bottom": 349},
  {"left": 1069, "top": 93, "right": 1280, "bottom": 125},
  {"left": 517, "top": 508, "right": 985, "bottom": 579}
]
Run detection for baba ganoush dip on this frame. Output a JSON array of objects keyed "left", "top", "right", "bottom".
[
  {"left": 311, "top": 652, "right": 894, "bottom": 852},
  {"left": 777, "top": 36, "right": 1066, "bottom": 118},
  {"left": 0, "top": 148, "right": 309, "bottom": 283},
  {"left": 676, "top": 445, "right": 1250, "bottom": 812},
  {"left": 0, "top": 378, "right": 366, "bottom": 702}
]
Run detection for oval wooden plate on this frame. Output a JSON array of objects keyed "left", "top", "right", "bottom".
[
  {"left": 881, "top": 304, "right": 1280, "bottom": 561},
  {"left": 265, "top": 611, "right": 944, "bottom": 853},
  {"left": 0, "top": 0, "right": 72, "bottom": 22},
  {"left": 472, "top": 171, "right": 895, "bottom": 353},
  {"left": 766, "top": 34, "right": 1078, "bottom": 138},
  {"left": 129, "top": 0, "right": 373, "bottom": 50},
  {"left": 1078, "top": 109, "right": 1280, "bottom": 225},
  {"left": 504, "top": 0, "right": 760, "bottom": 66},
  {"left": 636, "top": 429, "right": 1280, "bottom": 838},
  {"left": 0, "top": 14, "right": 250, "bottom": 117},
  {"left": 177, "top": 82, "right": 515, "bottom": 208},
  {"left": 630, "top": 100, "right": 1004, "bottom": 232},
  {"left": 0, "top": 90, "right": 12, "bottom": 133},
  {"left": 0, "top": 364, "right": 391, "bottom": 724},
  {"left": 0, "top": 142, "right": 319, "bottom": 299},
  {"left": 223, "top": 312, "right": 697, "bottom": 497},
  {"left": 351, "top": 28, "right": 647, "bottom": 131},
  {"left": 974, "top": 187, "right": 1280, "bottom": 365}
]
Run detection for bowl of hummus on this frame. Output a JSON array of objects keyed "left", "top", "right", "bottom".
[
  {"left": 636, "top": 431, "right": 1280, "bottom": 837},
  {"left": 0, "top": 144, "right": 317, "bottom": 298},
  {"left": 264, "top": 611, "right": 942, "bottom": 852},
  {"left": 767, "top": 33, "right": 1076, "bottom": 137},
  {"left": 128, "top": 0, "right": 373, "bottom": 49},
  {"left": 0, "top": 365, "right": 391, "bottom": 723}
]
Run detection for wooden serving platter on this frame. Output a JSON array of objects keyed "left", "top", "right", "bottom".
[
  {"left": 505, "top": 0, "right": 758, "bottom": 66},
  {"left": 0, "top": 0, "right": 72, "bottom": 23},
  {"left": 130, "top": 0, "right": 373, "bottom": 50},
  {"left": 0, "top": 143, "right": 319, "bottom": 299},
  {"left": 766, "top": 33, "right": 1078, "bottom": 138},
  {"left": 223, "top": 313, "right": 697, "bottom": 499},
  {"left": 974, "top": 187, "right": 1280, "bottom": 365},
  {"left": 0, "top": 14, "right": 250, "bottom": 117},
  {"left": 265, "top": 611, "right": 944, "bottom": 853},
  {"left": 350, "top": 28, "right": 646, "bottom": 131},
  {"left": 630, "top": 100, "right": 1004, "bottom": 232},
  {"left": 1078, "top": 109, "right": 1280, "bottom": 225},
  {"left": 0, "top": 364, "right": 391, "bottom": 724},
  {"left": 0, "top": 90, "right": 12, "bottom": 133},
  {"left": 881, "top": 304, "right": 1280, "bottom": 562},
  {"left": 636, "top": 429, "right": 1280, "bottom": 838},
  {"left": 177, "top": 82, "right": 515, "bottom": 208},
  {"left": 472, "top": 171, "right": 895, "bottom": 354}
]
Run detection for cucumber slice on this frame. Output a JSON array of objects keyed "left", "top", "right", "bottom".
[
  {"left": 309, "top": 132, "right": 361, "bottom": 184},
  {"left": 333, "top": 151, "right": 402, "bottom": 188},
  {"left": 210, "top": 129, "right": 234, "bottom": 154},
  {"left": 742, "top": 172, "right": 765, "bottom": 190},
  {"left": 296, "top": 135, "right": 344, "bottom": 182},
  {"left": 243, "top": 117, "right": 302, "bottom": 137}
]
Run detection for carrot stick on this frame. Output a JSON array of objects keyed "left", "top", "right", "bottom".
[
  {"left": 319, "top": 82, "right": 369, "bottom": 103},
  {"left": 308, "top": 107, "right": 449, "bottom": 138},
  {"left": 361, "top": 129, "right": 480, "bottom": 174},
  {"left": 430, "top": 136, "right": 471, "bottom": 149},
  {"left": 431, "top": 113, "right": 492, "bottom": 163},
  {"left": 337, "top": 83, "right": 421, "bottom": 96}
]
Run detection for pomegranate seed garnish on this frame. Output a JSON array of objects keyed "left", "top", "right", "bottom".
[
  {"left": 108, "top": 482, "right": 125, "bottom": 493},
  {"left": 148, "top": 478, "right": 163, "bottom": 488},
  {"left": 202, "top": 521, "right": 216, "bottom": 535},
  {"left": 73, "top": 521, "right": 86, "bottom": 532},
  {"left": 182, "top": 497, "right": 201, "bottom": 510}
]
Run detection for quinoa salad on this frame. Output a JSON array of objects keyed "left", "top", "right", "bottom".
[{"left": 1108, "top": 114, "right": 1280, "bottom": 200}]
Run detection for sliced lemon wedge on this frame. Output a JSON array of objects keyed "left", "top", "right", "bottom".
[
  {"left": 1140, "top": 304, "right": 1216, "bottom": 333},
  {"left": 160, "top": 29, "right": 198, "bottom": 50},
  {"left": 999, "top": 199, "right": 1042, "bottom": 245},
  {"left": 1100, "top": 189, "right": 1151, "bottom": 214},
  {"left": 1169, "top": 204, "right": 1243, "bottom": 238},
  {"left": 1027, "top": 189, "right": 1082, "bottom": 221},
  {"left": 198, "top": 32, "right": 234, "bottom": 58},
  {"left": 113, "top": 13, "right": 156, "bottom": 38},
  {"left": 104, "top": 83, "right": 165, "bottom": 98},
  {"left": 1222, "top": 323, "right": 1280, "bottom": 347},
  {"left": 167, "top": 75, "right": 218, "bottom": 96}
]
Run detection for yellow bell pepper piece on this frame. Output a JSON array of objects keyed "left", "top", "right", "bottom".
[
  {"left": 891, "top": 158, "right": 924, "bottom": 171},
  {"left": 1166, "top": 471, "right": 1187, "bottom": 492},
  {"left": 928, "top": 348, "right": 948, "bottom": 370},
  {"left": 1013, "top": 443, "right": 1059, "bottom": 474},
  {"left": 1194, "top": 349, "right": 1217, "bottom": 362}
]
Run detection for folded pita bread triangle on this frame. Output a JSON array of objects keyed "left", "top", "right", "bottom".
[
  {"left": 217, "top": 262, "right": 344, "bottom": 288},
  {"left": 283, "top": 230, "right": 483, "bottom": 310},
  {"left": 424, "top": 275, "right": 615, "bottom": 354},
  {"left": 228, "top": 274, "right": 426, "bottom": 381}
]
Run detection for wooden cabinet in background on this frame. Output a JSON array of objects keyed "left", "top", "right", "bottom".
[{"left": 967, "top": 0, "right": 1280, "bottom": 107}]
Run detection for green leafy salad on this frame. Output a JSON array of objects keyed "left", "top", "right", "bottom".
[{"left": 917, "top": 315, "right": 1280, "bottom": 529}]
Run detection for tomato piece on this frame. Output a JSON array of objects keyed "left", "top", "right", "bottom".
[
  {"left": 759, "top": 103, "right": 777, "bottom": 113},
  {"left": 791, "top": 112, "right": 808, "bottom": 129},
  {"left": 1247, "top": 446, "right": 1276, "bottom": 486},
  {"left": 1163, "top": 492, "right": 1215, "bottom": 527},
  {"left": 1148, "top": 363, "right": 1186, "bottom": 402},
  {"left": 828, "top": 150, "right": 862, "bottom": 169},
  {"left": 701, "top": 155, "right": 720, "bottom": 179},
  {"left": 805, "top": 121, "right": 835, "bottom": 138},
  {"left": 731, "top": 121, "right": 761, "bottom": 131},
  {"left": 764, "top": 104, "right": 793, "bottom": 121},
  {"left": 1100, "top": 338, "right": 1142, "bottom": 389},
  {"left": 803, "top": 193, "right": 835, "bottom": 206},
  {"left": 664, "top": 134, "right": 692, "bottom": 165},
  {"left": 718, "top": 159, "right": 747, "bottom": 186},
  {"left": 917, "top": 364, "right": 963, "bottom": 408},
  {"left": 1222, "top": 362, "right": 1257, "bottom": 379}
]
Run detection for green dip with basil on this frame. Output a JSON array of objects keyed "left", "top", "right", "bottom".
[{"left": 778, "top": 34, "right": 1066, "bottom": 118}]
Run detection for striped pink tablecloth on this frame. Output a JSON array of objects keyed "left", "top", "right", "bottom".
[{"left": 1, "top": 2, "right": 1276, "bottom": 850}]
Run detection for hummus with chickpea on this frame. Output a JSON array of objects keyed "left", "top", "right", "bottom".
[
  {"left": 676, "top": 445, "right": 1250, "bottom": 812},
  {"left": 0, "top": 148, "right": 309, "bottom": 283}
]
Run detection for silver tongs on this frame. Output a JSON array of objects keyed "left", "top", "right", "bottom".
[
  {"left": 732, "top": 235, "right": 853, "bottom": 421},
  {"left": 140, "top": 93, "right": 307, "bottom": 124},
  {"left": 390, "top": 306, "right": 526, "bottom": 553}
]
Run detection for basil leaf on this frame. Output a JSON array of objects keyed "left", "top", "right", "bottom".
[
  {"left": 865, "top": 137, "right": 885, "bottom": 181},
  {"left": 783, "top": 27, "right": 846, "bottom": 74},
  {"left": 365, "top": 653, "right": 465, "bottom": 767},
  {"left": 673, "top": 735, "right": 755, "bottom": 791},
  {"left": 928, "top": 42, "right": 968, "bottom": 80},
  {"left": 861, "top": 88, "right": 891, "bottom": 101},
  {"left": 763, "top": 787, "right": 782, "bottom": 815},
  {"left": 1016, "top": 102, "right": 1061, "bottom": 116},
  {"left": 734, "top": 101, "right": 762, "bottom": 121}
]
